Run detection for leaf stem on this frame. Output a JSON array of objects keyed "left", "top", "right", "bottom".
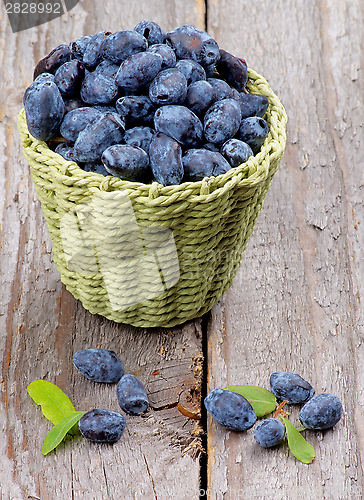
[{"left": 273, "top": 400, "right": 289, "bottom": 418}]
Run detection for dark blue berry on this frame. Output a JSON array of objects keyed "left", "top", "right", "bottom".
[
  {"left": 166, "top": 25, "right": 220, "bottom": 68},
  {"left": 33, "top": 44, "right": 72, "bottom": 79},
  {"left": 33, "top": 72, "right": 55, "bottom": 85},
  {"left": 94, "top": 59, "right": 121, "bottom": 80},
  {"left": 69, "top": 35, "right": 92, "bottom": 62},
  {"left": 123, "top": 126, "right": 154, "bottom": 153},
  {"left": 204, "top": 62, "right": 218, "bottom": 78},
  {"left": 175, "top": 59, "right": 206, "bottom": 85},
  {"left": 73, "top": 348, "right": 124, "bottom": 383},
  {"left": 101, "top": 144, "right": 150, "bottom": 181},
  {"left": 80, "top": 72, "right": 118, "bottom": 105},
  {"left": 149, "top": 132, "right": 184, "bottom": 186},
  {"left": 78, "top": 409, "right": 126, "bottom": 443},
  {"left": 134, "top": 20, "right": 165, "bottom": 46},
  {"left": 83, "top": 31, "right": 111, "bottom": 68},
  {"left": 238, "top": 93, "right": 269, "bottom": 119},
  {"left": 55, "top": 142, "right": 76, "bottom": 162},
  {"left": 237, "top": 117, "right": 269, "bottom": 154},
  {"left": 203, "top": 142, "right": 220, "bottom": 152},
  {"left": 204, "top": 98, "right": 242, "bottom": 145},
  {"left": 116, "top": 52, "right": 163, "bottom": 94},
  {"left": 74, "top": 112, "right": 125, "bottom": 163},
  {"left": 54, "top": 59, "right": 85, "bottom": 97},
  {"left": 220, "top": 138, "right": 253, "bottom": 167},
  {"left": 270, "top": 372, "right": 315, "bottom": 404},
  {"left": 154, "top": 105, "right": 203, "bottom": 147},
  {"left": 115, "top": 95, "right": 156, "bottom": 127},
  {"left": 23, "top": 73, "right": 55, "bottom": 105},
  {"left": 63, "top": 97, "right": 89, "bottom": 113},
  {"left": 60, "top": 107, "right": 102, "bottom": 142},
  {"left": 204, "top": 388, "right": 257, "bottom": 431},
  {"left": 93, "top": 105, "right": 118, "bottom": 114},
  {"left": 216, "top": 49, "right": 248, "bottom": 91},
  {"left": 102, "top": 30, "right": 147, "bottom": 65},
  {"left": 182, "top": 149, "right": 231, "bottom": 181},
  {"left": 82, "top": 162, "right": 109, "bottom": 176},
  {"left": 184, "top": 80, "right": 214, "bottom": 117},
  {"left": 147, "top": 43, "right": 176, "bottom": 69},
  {"left": 230, "top": 88, "right": 241, "bottom": 100},
  {"left": 207, "top": 77, "right": 233, "bottom": 102},
  {"left": 299, "top": 394, "right": 343, "bottom": 430},
  {"left": 254, "top": 418, "right": 285, "bottom": 448},
  {"left": 24, "top": 81, "right": 65, "bottom": 141},
  {"left": 149, "top": 68, "right": 187, "bottom": 105},
  {"left": 116, "top": 374, "right": 149, "bottom": 415}
]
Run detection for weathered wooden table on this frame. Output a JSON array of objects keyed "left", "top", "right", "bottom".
[{"left": 1, "top": 0, "right": 363, "bottom": 498}]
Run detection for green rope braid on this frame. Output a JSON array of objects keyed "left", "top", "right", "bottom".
[{"left": 17, "top": 68, "right": 287, "bottom": 327}]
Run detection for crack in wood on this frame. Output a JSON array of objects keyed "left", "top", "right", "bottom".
[
  {"left": 199, "top": 312, "right": 209, "bottom": 498},
  {"left": 142, "top": 452, "right": 158, "bottom": 500},
  {"left": 102, "top": 458, "right": 110, "bottom": 498},
  {"left": 149, "top": 401, "right": 179, "bottom": 411},
  {"left": 2, "top": 218, "right": 28, "bottom": 472},
  {"left": 204, "top": 0, "right": 208, "bottom": 32},
  {"left": 70, "top": 449, "right": 75, "bottom": 500}
]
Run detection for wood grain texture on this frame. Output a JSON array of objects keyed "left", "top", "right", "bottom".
[
  {"left": 207, "top": 0, "right": 364, "bottom": 498},
  {"left": 0, "top": 1, "right": 205, "bottom": 499},
  {"left": 2, "top": 0, "right": 363, "bottom": 498}
]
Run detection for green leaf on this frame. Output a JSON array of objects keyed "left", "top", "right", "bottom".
[
  {"left": 225, "top": 385, "right": 277, "bottom": 417},
  {"left": 27, "top": 380, "right": 76, "bottom": 426},
  {"left": 295, "top": 425, "right": 307, "bottom": 433},
  {"left": 42, "top": 411, "right": 85, "bottom": 455},
  {"left": 283, "top": 418, "right": 315, "bottom": 464}
]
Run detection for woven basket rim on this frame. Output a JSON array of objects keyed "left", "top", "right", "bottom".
[{"left": 18, "top": 67, "right": 287, "bottom": 202}]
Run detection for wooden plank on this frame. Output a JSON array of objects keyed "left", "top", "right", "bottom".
[
  {"left": 207, "top": 0, "right": 364, "bottom": 498},
  {"left": 0, "top": 3, "right": 206, "bottom": 498}
]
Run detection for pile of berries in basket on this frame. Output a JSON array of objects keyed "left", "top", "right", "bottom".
[{"left": 23, "top": 21, "right": 270, "bottom": 186}]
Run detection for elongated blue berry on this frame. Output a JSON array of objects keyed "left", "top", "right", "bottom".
[
  {"left": 299, "top": 394, "right": 343, "bottom": 430},
  {"left": 73, "top": 348, "right": 124, "bottom": 383},
  {"left": 204, "top": 388, "right": 257, "bottom": 431},
  {"left": 79, "top": 409, "right": 126, "bottom": 443},
  {"left": 254, "top": 418, "right": 285, "bottom": 448},
  {"left": 117, "top": 374, "right": 149, "bottom": 415}
]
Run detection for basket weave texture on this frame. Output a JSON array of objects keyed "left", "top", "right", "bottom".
[{"left": 18, "top": 68, "right": 287, "bottom": 327}]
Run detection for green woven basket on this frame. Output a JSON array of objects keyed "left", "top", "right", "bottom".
[{"left": 18, "top": 68, "right": 287, "bottom": 328}]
